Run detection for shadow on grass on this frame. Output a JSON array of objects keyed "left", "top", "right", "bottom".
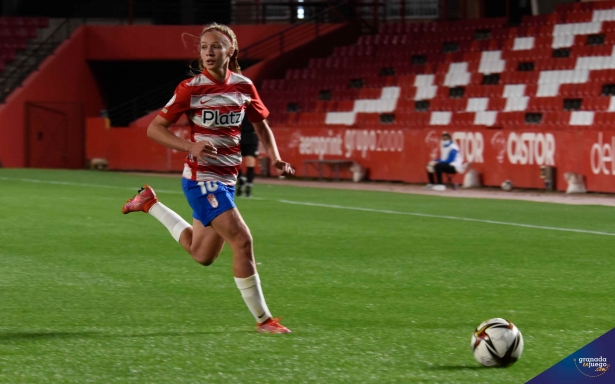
[
  {"left": 426, "top": 365, "right": 485, "bottom": 371},
  {"left": 0, "top": 332, "right": 97, "bottom": 341},
  {"left": 0, "top": 329, "right": 252, "bottom": 342}
]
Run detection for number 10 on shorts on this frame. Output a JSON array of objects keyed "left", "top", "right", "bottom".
[{"left": 198, "top": 181, "right": 219, "bottom": 195}]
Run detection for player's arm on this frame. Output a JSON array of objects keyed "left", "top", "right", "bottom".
[
  {"left": 252, "top": 119, "right": 294, "bottom": 176},
  {"left": 147, "top": 115, "right": 217, "bottom": 160}
]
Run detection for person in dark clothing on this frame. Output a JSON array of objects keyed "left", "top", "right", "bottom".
[
  {"left": 426, "top": 132, "right": 463, "bottom": 191},
  {"left": 237, "top": 116, "right": 259, "bottom": 197}
]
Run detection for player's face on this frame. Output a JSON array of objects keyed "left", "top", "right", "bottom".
[{"left": 200, "top": 32, "right": 233, "bottom": 71}]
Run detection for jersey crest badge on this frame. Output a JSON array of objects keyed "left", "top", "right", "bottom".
[{"left": 207, "top": 194, "right": 219, "bottom": 208}]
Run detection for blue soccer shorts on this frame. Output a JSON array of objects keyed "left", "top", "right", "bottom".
[{"left": 182, "top": 178, "right": 236, "bottom": 226}]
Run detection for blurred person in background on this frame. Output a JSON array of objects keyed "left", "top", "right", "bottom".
[
  {"left": 426, "top": 132, "right": 463, "bottom": 191},
  {"left": 236, "top": 116, "right": 259, "bottom": 197}
]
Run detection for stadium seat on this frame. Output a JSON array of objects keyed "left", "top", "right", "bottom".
[{"left": 257, "top": 2, "right": 615, "bottom": 128}]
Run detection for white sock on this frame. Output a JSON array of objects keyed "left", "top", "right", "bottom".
[
  {"left": 234, "top": 274, "right": 272, "bottom": 323},
  {"left": 148, "top": 202, "right": 191, "bottom": 242}
]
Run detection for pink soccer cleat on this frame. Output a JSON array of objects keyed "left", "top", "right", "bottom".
[
  {"left": 257, "top": 318, "right": 291, "bottom": 334},
  {"left": 122, "top": 185, "right": 158, "bottom": 214}
]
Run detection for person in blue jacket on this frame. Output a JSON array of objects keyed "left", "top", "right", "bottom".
[{"left": 426, "top": 132, "right": 463, "bottom": 190}]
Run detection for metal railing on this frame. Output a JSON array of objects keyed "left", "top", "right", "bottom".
[
  {"left": 106, "top": 0, "right": 362, "bottom": 126},
  {"left": 59, "top": 1, "right": 439, "bottom": 25},
  {"left": 239, "top": 2, "right": 353, "bottom": 61},
  {"left": 358, "top": 0, "right": 439, "bottom": 22},
  {"left": 0, "top": 19, "right": 82, "bottom": 103},
  {"left": 69, "top": 1, "right": 353, "bottom": 25},
  {"left": 1, "top": 1, "right": 442, "bottom": 122}
]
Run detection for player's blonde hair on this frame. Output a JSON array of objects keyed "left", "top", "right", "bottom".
[{"left": 199, "top": 23, "right": 241, "bottom": 74}]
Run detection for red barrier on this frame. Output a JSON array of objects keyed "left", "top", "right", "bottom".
[
  {"left": 85, "top": 118, "right": 615, "bottom": 193},
  {"left": 0, "top": 28, "right": 104, "bottom": 168},
  {"left": 271, "top": 125, "right": 615, "bottom": 193},
  {"left": 86, "top": 117, "right": 191, "bottom": 172}
]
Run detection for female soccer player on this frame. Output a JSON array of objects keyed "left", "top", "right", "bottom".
[{"left": 122, "top": 23, "right": 294, "bottom": 334}]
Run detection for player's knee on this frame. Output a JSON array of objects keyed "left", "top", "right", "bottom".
[
  {"left": 234, "top": 231, "right": 253, "bottom": 253},
  {"left": 198, "top": 258, "right": 214, "bottom": 267},
  {"left": 194, "top": 256, "right": 214, "bottom": 266},
  {"left": 191, "top": 250, "right": 218, "bottom": 266}
]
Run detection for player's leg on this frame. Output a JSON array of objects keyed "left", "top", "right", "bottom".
[
  {"left": 123, "top": 185, "right": 191, "bottom": 241},
  {"left": 178, "top": 218, "right": 225, "bottom": 266},
  {"left": 427, "top": 170, "right": 436, "bottom": 185},
  {"left": 435, "top": 162, "right": 445, "bottom": 185},
  {"left": 122, "top": 185, "right": 224, "bottom": 265},
  {"left": 236, "top": 168, "right": 246, "bottom": 196},
  {"left": 444, "top": 165, "right": 457, "bottom": 185},
  {"left": 425, "top": 162, "right": 436, "bottom": 187},
  {"left": 211, "top": 208, "right": 290, "bottom": 333},
  {"left": 244, "top": 155, "right": 256, "bottom": 197},
  {"left": 211, "top": 208, "right": 255, "bottom": 277}
]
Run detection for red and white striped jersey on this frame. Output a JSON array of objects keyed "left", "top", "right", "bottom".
[{"left": 159, "top": 70, "right": 269, "bottom": 185}]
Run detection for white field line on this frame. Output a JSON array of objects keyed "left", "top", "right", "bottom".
[
  {"left": 2, "top": 176, "right": 614, "bottom": 237},
  {"left": 277, "top": 200, "right": 615, "bottom": 237},
  {"left": 0, "top": 177, "right": 183, "bottom": 194}
]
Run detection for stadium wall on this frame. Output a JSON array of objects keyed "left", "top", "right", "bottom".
[
  {"left": 0, "top": 24, "right": 293, "bottom": 168},
  {"left": 0, "top": 27, "right": 103, "bottom": 168},
  {"left": 272, "top": 126, "right": 615, "bottom": 193},
  {"left": 85, "top": 118, "right": 615, "bottom": 193}
]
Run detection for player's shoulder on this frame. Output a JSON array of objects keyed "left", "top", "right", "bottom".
[
  {"left": 228, "top": 72, "right": 254, "bottom": 85},
  {"left": 182, "top": 74, "right": 216, "bottom": 87}
]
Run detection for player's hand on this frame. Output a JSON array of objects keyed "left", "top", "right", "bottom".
[
  {"left": 273, "top": 160, "right": 295, "bottom": 176},
  {"left": 190, "top": 141, "right": 217, "bottom": 160}
]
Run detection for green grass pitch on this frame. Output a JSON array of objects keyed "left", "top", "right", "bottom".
[{"left": 0, "top": 169, "right": 613, "bottom": 383}]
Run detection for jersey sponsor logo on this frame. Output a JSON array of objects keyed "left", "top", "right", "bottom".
[
  {"left": 207, "top": 194, "right": 219, "bottom": 208},
  {"left": 201, "top": 109, "right": 244, "bottom": 127}
]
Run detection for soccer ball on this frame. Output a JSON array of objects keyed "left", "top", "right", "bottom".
[{"left": 471, "top": 318, "right": 524, "bottom": 367}]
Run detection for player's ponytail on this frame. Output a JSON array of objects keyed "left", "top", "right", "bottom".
[{"left": 229, "top": 47, "right": 241, "bottom": 74}]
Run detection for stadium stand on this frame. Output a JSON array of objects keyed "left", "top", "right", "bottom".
[
  {"left": 0, "top": 17, "right": 48, "bottom": 72},
  {"left": 260, "top": 1, "right": 615, "bottom": 132}
]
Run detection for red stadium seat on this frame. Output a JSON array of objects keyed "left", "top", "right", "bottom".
[{"left": 256, "top": 1, "right": 615, "bottom": 130}]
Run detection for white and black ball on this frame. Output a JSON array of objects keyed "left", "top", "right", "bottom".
[{"left": 471, "top": 318, "right": 524, "bottom": 367}]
